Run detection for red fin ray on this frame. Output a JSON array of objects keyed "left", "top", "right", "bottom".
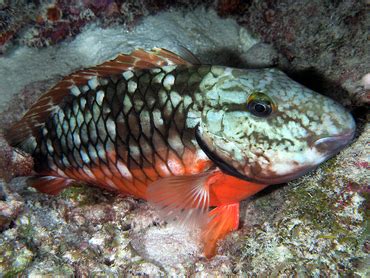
[
  {"left": 202, "top": 203, "right": 240, "bottom": 258},
  {"left": 147, "top": 171, "right": 212, "bottom": 228},
  {"left": 28, "top": 176, "right": 73, "bottom": 195}
]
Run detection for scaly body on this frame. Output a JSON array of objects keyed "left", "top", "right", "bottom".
[
  {"left": 6, "top": 48, "right": 355, "bottom": 257},
  {"left": 33, "top": 65, "right": 213, "bottom": 198}
]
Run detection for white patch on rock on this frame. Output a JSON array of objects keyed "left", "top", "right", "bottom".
[{"left": 131, "top": 224, "right": 201, "bottom": 268}]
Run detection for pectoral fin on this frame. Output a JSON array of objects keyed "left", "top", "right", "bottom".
[{"left": 146, "top": 171, "right": 213, "bottom": 228}]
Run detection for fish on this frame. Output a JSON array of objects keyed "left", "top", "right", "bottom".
[{"left": 5, "top": 48, "right": 356, "bottom": 258}]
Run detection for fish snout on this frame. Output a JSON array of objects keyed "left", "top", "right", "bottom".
[{"left": 313, "top": 129, "right": 355, "bottom": 157}]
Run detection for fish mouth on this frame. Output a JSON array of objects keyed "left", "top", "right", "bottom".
[
  {"left": 313, "top": 130, "right": 355, "bottom": 157},
  {"left": 255, "top": 129, "right": 356, "bottom": 184}
]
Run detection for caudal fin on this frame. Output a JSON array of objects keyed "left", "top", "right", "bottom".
[
  {"left": 28, "top": 176, "right": 73, "bottom": 195},
  {"left": 202, "top": 203, "right": 240, "bottom": 258}
]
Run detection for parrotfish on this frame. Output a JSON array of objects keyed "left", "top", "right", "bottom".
[{"left": 6, "top": 48, "right": 356, "bottom": 258}]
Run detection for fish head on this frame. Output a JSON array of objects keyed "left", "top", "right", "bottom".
[{"left": 196, "top": 67, "right": 356, "bottom": 184}]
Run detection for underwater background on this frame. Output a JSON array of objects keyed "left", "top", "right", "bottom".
[{"left": 0, "top": 0, "right": 368, "bottom": 276}]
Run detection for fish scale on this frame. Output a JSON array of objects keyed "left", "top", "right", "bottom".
[{"left": 33, "top": 65, "right": 212, "bottom": 195}]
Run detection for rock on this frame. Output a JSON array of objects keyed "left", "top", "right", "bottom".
[
  {"left": 242, "top": 42, "right": 279, "bottom": 68},
  {"left": 131, "top": 224, "right": 201, "bottom": 269},
  {"left": 0, "top": 136, "right": 33, "bottom": 181},
  {"left": 0, "top": 180, "right": 23, "bottom": 230},
  {"left": 0, "top": 240, "right": 34, "bottom": 276}
]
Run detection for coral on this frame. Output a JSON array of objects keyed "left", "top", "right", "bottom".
[
  {"left": 0, "top": 5, "right": 27, "bottom": 54},
  {"left": 0, "top": 0, "right": 216, "bottom": 53}
]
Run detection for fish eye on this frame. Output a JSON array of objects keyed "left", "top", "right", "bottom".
[{"left": 247, "top": 92, "right": 274, "bottom": 117}]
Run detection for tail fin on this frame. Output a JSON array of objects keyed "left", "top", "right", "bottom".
[{"left": 28, "top": 176, "right": 73, "bottom": 195}]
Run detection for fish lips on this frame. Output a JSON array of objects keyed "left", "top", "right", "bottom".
[{"left": 313, "top": 130, "right": 355, "bottom": 156}]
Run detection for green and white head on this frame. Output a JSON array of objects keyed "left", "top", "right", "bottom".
[{"left": 196, "top": 67, "right": 355, "bottom": 184}]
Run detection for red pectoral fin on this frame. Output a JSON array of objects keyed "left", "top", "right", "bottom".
[
  {"left": 28, "top": 176, "right": 73, "bottom": 195},
  {"left": 146, "top": 171, "right": 213, "bottom": 228},
  {"left": 202, "top": 203, "right": 240, "bottom": 258}
]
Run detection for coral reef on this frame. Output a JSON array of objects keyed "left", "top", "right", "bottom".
[
  {"left": 0, "top": 0, "right": 215, "bottom": 52},
  {"left": 236, "top": 0, "right": 368, "bottom": 107},
  {"left": 0, "top": 0, "right": 368, "bottom": 276}
]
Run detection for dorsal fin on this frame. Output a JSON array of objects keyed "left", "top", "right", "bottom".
[
  {"left": 175, "top": 46, "right": 201, "bottom": 65},
  {"left": 5, "top": 48, "right": 193, "bottom": 149}
]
